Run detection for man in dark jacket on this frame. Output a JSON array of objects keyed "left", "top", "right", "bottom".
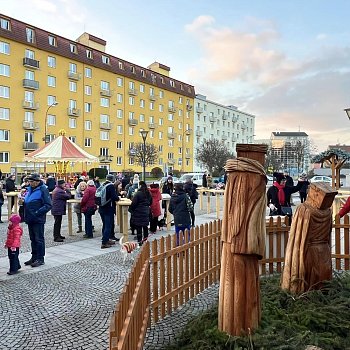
[
  {"left": 5, "top": 174, "right": 17, "bottom": 211},
  {"left": 51, "top": 179, "right": 71, "bottom": 242},
  {"left": 45, "top": 174, "right": 56, "bottom": 193},
  {"left": 23, "top": 173, "right": 52, "bottom": 267},
  {"left": 184, "top": 178, "right": 198, "bottom": 227},
  {"left": 169, "top": 183, "right": 192, "bottom": 246},
  {"left": 98, "top": 174, "right": 119, "bottom": 249}
]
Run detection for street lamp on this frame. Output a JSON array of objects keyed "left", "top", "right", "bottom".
[
  {"left": 44, "top": 101, "right": 58, "bottom": 144},
  {"left": 344, "top": 108, "right": 350, "bottom": 120},
  {"left": 140, "top": 130, "right": 149, "bottom": 182}
]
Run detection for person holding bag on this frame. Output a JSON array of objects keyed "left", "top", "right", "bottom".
[{"left": 80, "top": 180, "right": 97, "bottom": 239}]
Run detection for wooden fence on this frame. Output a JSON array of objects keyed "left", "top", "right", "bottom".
[{"left": 109, "top": 214, "right": 350, "bottom": 349}]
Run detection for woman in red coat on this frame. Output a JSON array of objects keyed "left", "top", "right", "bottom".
[
  {"left": 80, "top": 180, "right": 97, "bottom": 238},
  {"left": 339, "top": 196, "right": 350, "bottom": 218},
  {"left": 149, "top": 184, "right": 162, "bottom": 234}
]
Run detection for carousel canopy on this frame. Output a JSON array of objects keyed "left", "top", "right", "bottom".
[{"left": 24, "top": 133, "right": 99, "bottom": 163}]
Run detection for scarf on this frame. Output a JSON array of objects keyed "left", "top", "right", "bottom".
[{"left": 273, "top": 181, "right": 285, "bottom": 205}]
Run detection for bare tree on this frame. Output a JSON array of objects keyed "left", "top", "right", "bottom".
[
  {"left": 195, "top": 139, "right": 234, "bottom": 174},
  {"left": 127, "top": 142, "right": 158, "bottom": 167}
]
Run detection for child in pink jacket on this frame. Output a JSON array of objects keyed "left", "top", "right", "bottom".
[{"left": 4, "top": 214, "right": 23, "bottom": 275}]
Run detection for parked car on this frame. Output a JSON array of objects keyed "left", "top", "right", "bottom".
[
  {"left": 178, "top": 173, "right": 204, "bottom": 186},
  {"left": 310, "top": 175, "right": 343, "bottom": 187},
  {"left": 266, "top": 175, "right": 273, "bottom": 186},
  {"left": 158, "top": 176, "right": 179, "bottom": 188}
]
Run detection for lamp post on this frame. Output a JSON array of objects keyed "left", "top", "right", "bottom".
[
  {"left": 344, "top": 108, "right": 350, "bottom": 120},
  {"left": 44, "top": 101, "right": 58, "bottom": 144},
  {"left": 140, "top": 130, "right": 149, "bottom": 182}
]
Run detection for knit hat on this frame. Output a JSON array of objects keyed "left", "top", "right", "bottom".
[
  {"left": 273, "top": 172, "right": 286, "bottom": 184},
  {"left": 57, "top": 179, "right": 65, "bottom": 186},
  {"left": 9, "top": 214, "right": 21, "bottom": 225},
  {"left": 27, "top": 173, "right": 41, "bottom": 181},
  {"left": 87, "top": 180, "right": 95, "bottom": 186},
  {"left": 106, "top": 174, "right": 115, "bottom": 182},
  {"left": 167, "top": 175, "right": 173, "bottom": 181}
]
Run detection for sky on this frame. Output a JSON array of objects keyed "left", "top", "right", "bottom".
[{"left": 1, "top": 0, "right": 350, "bottom": 152}]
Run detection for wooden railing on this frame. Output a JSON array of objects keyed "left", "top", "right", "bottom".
[
  {"left": 109, "top": 242, "right": 151, "bottom": 350},
  {"left": 109, "top": 214, "right": 350, "bottom": 348}
]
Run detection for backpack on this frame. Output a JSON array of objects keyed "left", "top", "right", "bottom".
[
  {"left": 95, "top": 182, "right": 113, "bottom": 207},
  {"left": 185, "top": 193, "right": 194, "bottom": 212}
]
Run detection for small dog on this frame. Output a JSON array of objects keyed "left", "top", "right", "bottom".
[
  {"left": 120, "top": 236, "right": 138, "bottom": 263},
  {"left": 158, "top": 217, "right": 166, "bottom": 230}
]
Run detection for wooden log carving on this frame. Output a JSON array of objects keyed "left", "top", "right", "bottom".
[
  {"left": 218, "top": 144, "right": 267, "bottom": 336},
  {"left": 281, "top": 183, "right": 337, "bottom": 294}
]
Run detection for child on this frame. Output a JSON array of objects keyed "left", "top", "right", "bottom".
[{"left": 4, "top": 214, "right": 23, "bottom": 275}]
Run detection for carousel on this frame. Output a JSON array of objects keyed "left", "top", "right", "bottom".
[{"left": 24, "top": 129, "right": 99, "bottom": 179}]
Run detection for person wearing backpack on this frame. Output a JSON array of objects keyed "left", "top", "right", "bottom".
[
  {"left": 184, "top": 178, "right": 198, "bottom": 227},
  {"left": 97, "top": 174, "right": 119, "bottom": 249},
  {"left": 23, "top": 173, "right": 52, "bottom": 267}
]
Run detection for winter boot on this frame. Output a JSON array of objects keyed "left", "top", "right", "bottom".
[{"left": 76, "top": 226, "right": 83, "bottom": 233}]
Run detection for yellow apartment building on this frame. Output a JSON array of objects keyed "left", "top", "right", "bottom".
[{"left": 0, "top": 14, "right": 195, "bottom": 176}]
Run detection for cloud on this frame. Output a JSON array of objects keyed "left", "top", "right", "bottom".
[{"left": 185, "top": 15, "right": 215, "bottom": 33}]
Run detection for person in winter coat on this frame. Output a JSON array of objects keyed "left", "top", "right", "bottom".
[
  {"left": 5, "top": 174, "right": 17, "bottom": 211},
  {"left": 298, "top": 173, "right": 310, "bottom": 203},
  {"left": 45, "top": 174, "right": 56, "bottom": 193},
  {"left": 184, "top": 178, "right": 198, "bottom": 227},
  {"left": 0, "top": 185, "right": 4, "bottom": 223},
  {"left": 51, "top": 179, "right": 71, "bottom": 242},
  {"left": 128, "top": 181, "right": 152, "bottom": 245},
  {"left": 169, "top": 183, "right": 192, "bottom": 246},
  {"left": 4, "top": 213, "right": 23, "bottom": 275},
  {"left": 206, "top": 174, "right": 213, "bottom": 189},
  {"left": 18, "top": 178, "right": 29, "bottom": 222},
  {"left": 74, "top": 181, "right": 87, "bottom": 233},
  {"left": 80, "top": 180, "right": 97, "bottom": 238},
  {"left": 149, "top": 183, "right": 162, "bottom": 234},
  {"left": 99, "top": 174, "right": 119, "bottom": 249},
  {"left": 23, "top": 173, "right": 52, "bottom": 268},
  {"left": 202, "top": 173, "right": 207, "bottom": 188},
  {"left": 339, "top": 196, "right": 350, "bottom": 218},
  {"left": 267, "top": 172, "right": 302, "bottom": 219}
]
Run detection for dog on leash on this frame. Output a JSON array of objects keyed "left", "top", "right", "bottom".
[{"left": 120, "top": 236, "right": 139, "bottom": 263}]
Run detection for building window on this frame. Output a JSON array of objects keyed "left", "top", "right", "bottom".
[
  {"left": 140, "top": 69, "right": 145, "bottom": 77},
  {"left": 69, "top": 99, "right": 77, "bottom": 109},
  {"left": 178, "top": 96, "right": 183, "bottom": 103},
  {"left": 26, "top": 28, "right": 35, "bottom": 43},
  {"left": 69, "top": 62, "right": 77, "bottom": 73},
  {"left": 24, "top": 132, "right": 34, "bottom": 143},
  {"left": 118, "top": 61, "right": 123, "bottom": 70},
  {"left": 129, "top": 127, "right": 134, "bottom": 136},
  {"left": 159, "top": 118, "right": 163, "bottom": 126},
  {"left": 69, "top": 118, "right": 76, "bottom": 128},
  {"left": 117, "top": 109, "right": 123, "bottom": 119},
  {"left": 47, "top": 114, "right": 56, "bottom": 126},
  {"left": 102, "top": 55, "right": 110, "bottom": 64},
  {"left": 139, "top": 114, "right": 145, "bottom": 122},
  {"left": 168, "top": 114, "right": 174, "bottom": 121},
  {"left": 100, "top": 98, "right": 109, "bottom": 107},
  {"left": 85, "top": 85, "right": 92, "bottom": 95},
  {"left": 100, "top": 114, "right": 109, "bottom": 124},
  {"left": 48, "top": 56, "right": 56, "bottom": 68},
  {"left": 0, "top": 86, "right": 10, "bottom": 98},
  {"left": 117, "top": 125, "right": 123, "bottom": 134},
  {"left": 159, "top": 90, "right": 164, "bottom": 98},
  {"left": 48, "top": 35, "right": 57, "bottom": 46},
  {"left": 85, "top": 120, "right": 92, "bottom": 130},
  {"left": 140, "top": 84, "right": 145, "bottom": 93},
  {"left": 117, "top": 77, "right": 123, "bottom": 87},
  {"left": 150, "top": 102, "right": 154, "bottom": 110},
  {"left": 117, "top": 94, "right": 123, "bottom": 103},
  {"left": 140, "top": 99, "right": 145, "bottom": 108},
  {"left": 116, "top": 141, "right": 123, "bottom": 149},
  {"left": 85, "top": 138, "right": 92, "bottom": 147},
  {"left": 0, "top": 41, "right": 10, "bottom": 55},
  {"left": 25, "top": 49, "right": 34, "bottom": 59},
  {"left": 48, "top": 76, "right": 56, "bottom": 87},
  {"left": 170, "top": 80, "right": 175, "bottom": 87},
  {"left": 0, "top": 151, "right": 9, "bottom": 163},
  {"left": 101, "top": 81, "right": 110, "bottom": 91},
  {"left": 0, "top": 130, "right": 10, "bottom": 141},
  {"left": 129, "top": 157, "right": 134, "bottom": 165},
  {"left": 159, "top": 104, "right": 163, "bottom": 112},
  {"left": 0, "top": 18, "right": 10, "bottom": 31},
  {"left": 159, "top": 131, "right": 163, "bottom": 139},
  {"left": 129, "top": 96, "right": 134, "bottom": 106},
  {"left": 25, "top": 70, "right": 34, "bottom": 80},
  {"left": 0, "top": 64, "right": 10, "bottom": 77},
  {"left": 100, "top": 131, "right": 109, "bottom": 140},
  {"left": 116, "top": 157, "right": 122, "bottom": 165},
  {"left": 129, "top": 112, "right": 134, "bottom": 120},
  {"left": 70, "top": 43, "right": 77, "bottom": 54},
  {"left": 0, "top": 107, "right": 10, "bottom": 120},
  {"left": 85, "top": 67, "right": 92, "bottom": 78},
  {"left": 86, "top": 49, "right": 93, "bottom": 59},
  {"left": 84, "top": 103, "right": 91, "bottom": 113},
  {"left": 69, "top": 81, "right": 77, "bottom": 92},
  {"left": 48, "top": 95, "right": 56, "bottom": 106}
]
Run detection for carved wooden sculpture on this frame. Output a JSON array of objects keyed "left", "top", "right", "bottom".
[
  {"left": 281, "top": 183, "right": 337, "bottom": 294},
  {"left": 218, "top": 144, "right": 267, "bottom": 336}
]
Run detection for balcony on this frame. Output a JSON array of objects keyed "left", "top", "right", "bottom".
[
  {"left": 222, "top": 134, "right": 227, "bottom": 140},
  {"left": 222, "top": 113, "right": 227, "bottom": 120},
  {"left": 23, "top": 142, "right": 39, "bottom": 150},
  {"left": 232, "top": 136, "right": 237, "bottom": 142},
  {"left": 98, "top": 155, "right": 113, "bottom": 163},
  {"left": 232, "top": 116, "right": 238, "bottom": 123},
  {"left": 185, "top": 154, "right": 191, "bottom": 159},
  {"left": 148, "top": 122, "right": 157, "bottom": 129},
  {"left": 241, "top": 124, "right": 247, "bottom": 130},
  {"left": 23, "top": 57, "right": 40, "bottom": 69},
  {"left": 100, "top": 89, "right": 112, "bottom": 97},
  {"left": 67, "top": 71, "right": 81, "bottom": 80},
  {"left": 209, "top": 116, "right": 215, "bottom": 123},
  {"left": 195, "top": 130, "right": 203, "bottom": 137},
  {"left": 128, "top": 119, "right": 138, "bottom": 126},
  {"left": 22, "top": 100, "right": 39, "bottom": 110},
  {"left": 22, "top": 121, "right": 39, "bottom": 130},
  {"left": 99, "top": 122, "right": 113, "bottom": 130},
  {"left": 22, "top": 79, "right": 39, "bottom": 90},
  {"left": 149, "top": 94, "right": 157, "bottom": 101},
  {"left": 186, "top": 104, "right": 193, "bottom": 111},
  {"left": 168, "top": 159, "right": 176, "bottom": 165},
  {"left": 168, "top": 106, "right": 177, "bottom": 113},
  {"left": 67, "top": 108, "right": 81, "bottom": 117},
  {"left": 167, "top": 132, "right": 176, "bottom": 139},
  {"left": 185, "top": 129, "right": 192, "bottom": 135},
  {"left": 196, "top": 106, "right": 203, "bottom": 114},
  {"left": 128, "top": 88, "right": 138, "bottom": 96}
]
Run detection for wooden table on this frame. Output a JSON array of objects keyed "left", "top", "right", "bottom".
[
  {"left": 67, "top": 199, "right": 81, "bottom": 236},
  {"left": 117, "top": 198, "right": 132, "bottom": 242},
  {"left": 5, "top": 192, "right": 19, "bottom": 219},
  {"left": 196, "top": 187, "right": 206, "bottom": 210}
]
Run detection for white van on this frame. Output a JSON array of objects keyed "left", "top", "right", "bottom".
[{"left": 178, "top": 173, "right": 204, "bottom": 186}]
